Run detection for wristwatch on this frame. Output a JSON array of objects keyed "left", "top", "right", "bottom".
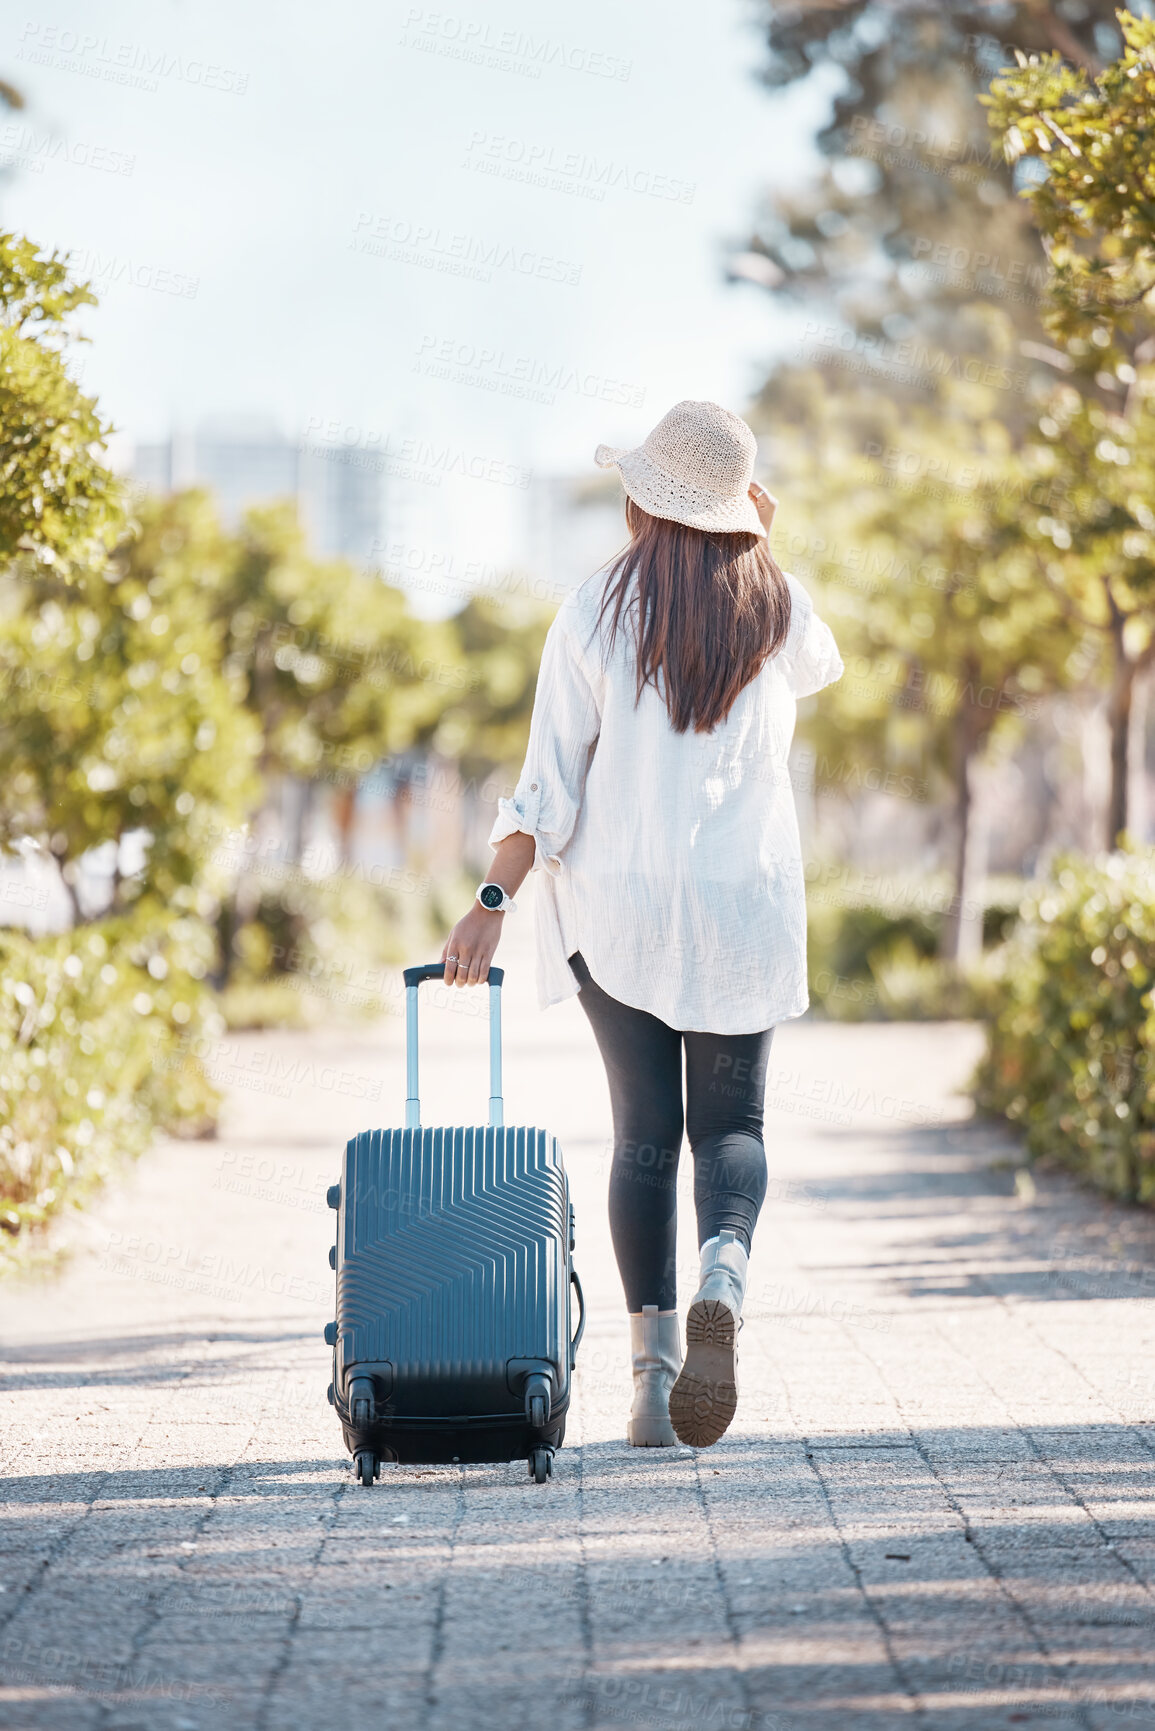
[{"left": 476, "top": 881, "right": 517, "bottom": 914}]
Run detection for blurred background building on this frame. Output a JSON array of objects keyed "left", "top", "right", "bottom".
[{"left": 130, "top": 418, "right": 387, "bottom": 566}]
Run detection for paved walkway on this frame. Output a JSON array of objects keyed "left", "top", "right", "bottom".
[{"left": 3, "top": 902, "right": 1155, "bottom": 1730}]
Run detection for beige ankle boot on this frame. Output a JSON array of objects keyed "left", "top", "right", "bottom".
[
  {"left": 627, "top": 1304, "right": 682, "bottom": 1447},
  {"left": 669, "top": 1230, "right": 748, "bottom": 1448}
]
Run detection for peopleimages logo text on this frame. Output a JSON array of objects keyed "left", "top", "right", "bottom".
[
  {"left": 67, "top": 248, "right": 199, "bottom": 299},
  {"left": 18, "top": 23, "right": 249, "bottom": 92},
  {"left": 464, "top": 131, "right": 695, "bottom": 205},
  {"left": 400, "top": 11, "right": 632, "bottom": 81},
  {"left": 351, "top": 212, "right": 581, "bottom": 286},
  {"left": 413, "top": 334, "right": 645, "bottom": 408}
]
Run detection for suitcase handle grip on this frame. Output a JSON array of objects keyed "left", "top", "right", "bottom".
[
  {"left": 403, "top": 964, "right": 504, "bottom": 1130},
  {"left": 569, "top": 1266, "right": 585, "bottom": 1369},
  {"left": 404, "top": 963, "right": 505, "bottom": 988}
]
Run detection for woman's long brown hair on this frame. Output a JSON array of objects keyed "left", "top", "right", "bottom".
[{"left": 595, "top": 497, "right": 792, "bottom": 734}]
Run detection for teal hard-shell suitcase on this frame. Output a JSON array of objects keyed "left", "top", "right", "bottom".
[{"left": 324, "top": 964, "right": 585, "bottom": 1485}]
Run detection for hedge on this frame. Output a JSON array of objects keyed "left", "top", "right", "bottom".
[
  {"left": 0, "top": 910, "right": 223, "bottom": 1246},
  {"left": 973, "top": 848, "right": 1155, "bottom": 1204},
  {"left": 806, "top": 872, "right": 1021, "bottom": 1020}
]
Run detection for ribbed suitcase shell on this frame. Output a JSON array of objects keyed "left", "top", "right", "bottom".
[{"left": 329, "top": 1122, "right": 575, "bottom": 1464}]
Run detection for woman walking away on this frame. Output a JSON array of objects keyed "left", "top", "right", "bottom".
[{"left": 440, "top": 400, "right": 843, "bottom": 1449}]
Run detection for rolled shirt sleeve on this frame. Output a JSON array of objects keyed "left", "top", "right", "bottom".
[
  {"left": 777, "top": 572, "right": 844, "bottom": 700},
  {"left": 488, "top": 594, "right": 603, "bottom": 876}
]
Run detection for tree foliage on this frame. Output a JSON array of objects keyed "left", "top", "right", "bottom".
[
  {"left": 434, "top": 593, "right": 553, "bottom": 779},
  {"left": 982, "top": 10, "right": 1155, "bottom": 841},
  {"left": 771, "top": 389, "right": 1078, "bottom": 954},
  {"left": 742, "top": 0, "right": 1123, "bottom": 416},
  {"left": 985, "top": 10, "right": 1155, "bottom": 361},
  {"left": 217, "top": 503, "right": 461, "bottom": 785},
  {"left": 0, "top": 226, "right": 500, "bottom": 1241},
  {"left": 745, "top": 2, "right": 1155, "bottom": 901},
  {"left": 0, "top": 492, "right": 261, "bottom": 918},
  {"left": 0, "top": 232, "right": 123, "bottom": 567}
]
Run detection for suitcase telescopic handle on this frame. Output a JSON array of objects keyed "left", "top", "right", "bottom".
[{"left": 402, "top": 963, "right": 506, "bottom": 1131}]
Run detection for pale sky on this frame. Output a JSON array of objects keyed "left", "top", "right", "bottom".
[{"left": 2, "top": 0, "right": 833, "bottom": 587}]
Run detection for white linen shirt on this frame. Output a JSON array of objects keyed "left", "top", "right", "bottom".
[{"left": 487, "top": 569, "right": 843, "bottom": 1034}]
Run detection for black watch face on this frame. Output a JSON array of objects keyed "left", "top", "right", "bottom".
[{"left": 479, "top": 884, "right": 504, "bottom": 910}]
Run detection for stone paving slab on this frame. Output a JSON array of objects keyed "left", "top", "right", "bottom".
[{"left": 3, "top": 900, "right": 1155, "bottom": 1728}]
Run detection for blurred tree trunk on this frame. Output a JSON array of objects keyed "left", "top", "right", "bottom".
[
  {"left": 285, "top": 777, "right": 314, "bottom": 865},
  {"left": 941, "top": 700, "right": 988, "bottom": 966},
  {"left": 1105, "top": 612, "right": 1133, "bottom": 848},
  {"left": 332, "top": 784, "right": 357, "bottom": 866},
  {"left": 1128, "top": 669, "right": 1151, "bottom": 846},
  {"left": 1104, "top": 613, "right": 1155, "bottom": 850}
]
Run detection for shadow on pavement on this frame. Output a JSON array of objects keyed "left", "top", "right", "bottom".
[
  {"left": 809, "top": 1119, "right": 1155, "bottom": 1304},
  {"left": 4, "top": 1420, "right": 1154, "bottom": 1504},
  {"left": 2, "top": 1430, "right": 1152, "bottom": 1727},
  {"left": 0, "top": 1328, "right": 314, "bottom": 1391}
]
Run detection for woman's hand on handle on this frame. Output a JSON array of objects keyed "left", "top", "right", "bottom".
[
  {"left": 441, "top": 829, "right": 537, "bottom": 987},
  {"left": 441, "top": 904, "right": 505, "bottom": 987}
]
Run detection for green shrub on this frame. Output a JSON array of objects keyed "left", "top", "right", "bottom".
[
  {"left": 806, "top": 871, "right": 1018, "bottom": 1020},
  {"left": 973, "top": 849, "right": 1155, "bottom": 1204},
  {"left": 0, "top": 909, "right": 223, "bottom": 1248},
  {"left": 216, "top": 866, "right": 436, "bottom": 1029},
  {"left": 865, "top": 940, "right": 1000, "bottom": 1021}
]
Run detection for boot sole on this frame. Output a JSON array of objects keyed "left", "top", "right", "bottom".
[{"left": 668, "top": 1299, "right": 738, "bottom": 1448}]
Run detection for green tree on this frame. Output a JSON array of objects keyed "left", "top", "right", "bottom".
[
  {"left": 203, "top": 503, "right": 466, "bottom": 979},
  {"left": 219, "top": 503, "right": 459, "bottom": 805},
  {"left": 0, "top": 490, "right": 261, "bottom": 922},
  {"left": 739, "top": 1, "right": 1122, "bottom": 428},
  {"left": 0, "top": 232, "right": 123, "bottom": 568},
  {"left": 862, "top": 426, "right": 1076, "bottom": 959},
  {"left": 0, "top": 238, "right": 252, "bottom": 1237},
  {"left": 985, "top": 10, "right": 1155, "bottom": 365},
  {"left": 436, "top": 592, "right": 553, "bottom": 774},
  {"left": 986, "top": 9, "right": 1155, "bottom": 840},
  {"left": 1024, "top": 386, "right": 1155, "bottom": 845},
  {"left": 744, "top": 4, "right": 1154, "bottom": 899},
  {"left": 0, "top": 240, "right": 258, "bottom": 922},
  {"left": 780, "top": 398, "right": 1075, "bottom": 961}
]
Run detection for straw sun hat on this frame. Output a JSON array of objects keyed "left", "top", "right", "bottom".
[{"left": 595, "top": 399, "right": 766, "bottom": 538}]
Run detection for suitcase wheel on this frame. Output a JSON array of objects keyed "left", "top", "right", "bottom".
[
  {"left": 349, "top": 1377, "right": 376, "bottom": 1427},
  {"left": 523, "top": 1372, "right": 552, "bottom": 1431},
  {"left": 354, "top": 1449, "right": 379, "bottom": 1486},
  {"left": 529, "top": 1447, "right": 553, "bottom": 1485}
]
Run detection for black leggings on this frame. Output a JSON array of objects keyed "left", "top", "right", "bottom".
[{"left": 568, "top": 951, "right": 773, "bottom": 1313}]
